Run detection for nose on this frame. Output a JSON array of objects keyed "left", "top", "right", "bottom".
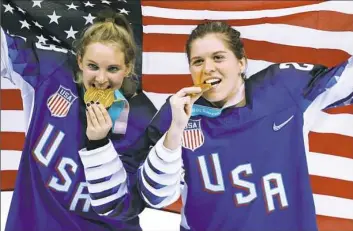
[
  {"left": 203, "top": 59, "right": 215, "bottom": 75},
  {"left": 95, "top": 71, "right": 109, "bottom": 89}
]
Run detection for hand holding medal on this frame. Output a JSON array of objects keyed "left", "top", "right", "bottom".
[
  {"left": 164, "top": 70, "right": 209, "bottom": 150},
  {"left": 84, "top": 88, "right": 114, "bottom": 140}
]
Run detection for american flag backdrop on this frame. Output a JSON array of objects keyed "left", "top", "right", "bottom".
[{"left": 1, "top": 1, "right": 353, "bottom": 230}]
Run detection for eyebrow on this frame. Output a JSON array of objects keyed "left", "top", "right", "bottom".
[
  {"left": 87, "top": 60, "right": 120, "bottom": 67},
  {"left": 87, "top": 59, "right": 96, "bottom": 63},
  {"left": 190, "top": 51, "right": 227, "bottom": 61}
]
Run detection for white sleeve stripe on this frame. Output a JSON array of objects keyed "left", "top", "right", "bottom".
[
  {"left": 143, "top": 162, "right": 180, "bottom": 185},
  {"left": 87, "top": 167, "right": 127, "bottom": 193},
  {"left": 141, "top": 187, "right": 181, "bottom": 209},
  {"left": 78, "top": 142, "right": 117, "bottom": 168},
  {"left": 78, "top": 140, "right": 115, "bottom": 156},
  {"left": 85, "top": 157, "right": 123, "bottom": 181},
  {"left": 101, "top": 209, "right": 114, "bottom": 216},
  {"left": 91, "top": 182, "right": 128, "bottom": 207},
  {"left": 140, "top": 167, "right": 181, "bottom": 197},
  {"left": 180, "top": 182, "right": 190, "bottom": 230},
  {"left": 155, "top": 133, "right": 182, "bottom": 162},
  {"left": 148, "top": 146, "right": 182, "bottom": 174}
]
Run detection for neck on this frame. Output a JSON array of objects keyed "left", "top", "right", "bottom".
[{"left": 212, "top": 81, "right": 246, "bottom": 109}]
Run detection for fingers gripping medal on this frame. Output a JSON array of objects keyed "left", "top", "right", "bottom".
[
  {"left": 195, "top": 83, "right": 212, "bottom": 91},
  {"left": 84, "top": 88, "right": 115, "bottom": 108},
  {"left": 190, "top": 68, "right": 212, "bottom": 96}
]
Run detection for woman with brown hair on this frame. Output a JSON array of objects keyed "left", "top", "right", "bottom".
[{"left": 137, "top": 21, "right": 353, "bottom": 231}]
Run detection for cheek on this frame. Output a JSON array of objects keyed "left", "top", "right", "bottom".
[
  {"left": 82, "top": 69, "right": 95, "bottom": 81},
  {"left": 189, "top": 68, "right": 200, "bottom": 84},
  {"left": 109, "top": 73, "right": 126, "bottom": 87},
  {"left": 219, "top": 63, "right": 239, "bottom": 79}
]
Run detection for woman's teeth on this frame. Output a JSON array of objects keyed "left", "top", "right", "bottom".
[{"left": 204, "top": 78, "right": 221, "bottom": 85}]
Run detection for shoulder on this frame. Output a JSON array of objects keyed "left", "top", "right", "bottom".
[
  {"left": 35, "top": 43, "right": 76, "bottom": 79},
  {"left": 248, "top": 62, "right": 327, "bottom": 85},
  {"left": 247, "top": 62, "right": 328, "bottom": 96},
  {"left": 16, "top": 39, "right": 76, "bottom": 85}
]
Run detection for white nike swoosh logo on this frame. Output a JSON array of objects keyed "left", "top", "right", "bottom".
[{"left": 273, "top": 115, "right": 294, "bottom": 131}]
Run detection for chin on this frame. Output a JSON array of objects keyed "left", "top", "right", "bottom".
[{"left": 203, "top": 94, "right": 226, "bottom": 106}]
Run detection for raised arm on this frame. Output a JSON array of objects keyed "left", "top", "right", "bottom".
[
  {"left": 137, "top": 87, "right": 202, "bottom": 208},
  {"left": 138, "top": 133, "right": 183, "bottom": 208},
  {"left": 303, "top": 56, "right": 353, "bottom": 113}
]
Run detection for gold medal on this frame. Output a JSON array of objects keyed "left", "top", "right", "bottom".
[
  {"left": 84, "top": 88, "right": 115, "bottom": 108},
  {"left": 189, "top": 69, "right": 212, "bottom": 96},
  {"left": 195, "top": 83, "right": 212, "bottom": 91}
]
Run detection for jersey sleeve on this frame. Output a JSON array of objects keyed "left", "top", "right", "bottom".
[
  {"left": 78, "top": 140, "right": 146, "bottom": 220},
  {"left": 1, "top": 27, "right": 28, "bottom": 90},
  {"left": 1, "top": 27, "right": 72, "bottom": 90},
  {"left": 135, "top": 100, "right": 184, "bottom": 208},
  {"left": 271, "top": 57, "right": 353, "bottom": 112},
  {"left": 77, "top": 97, "right": 159, "bottom": 219},
  {"left": 137, "top": 133, "right": 183, "bottom": 208},
  {"left": 303, "top": 56, "right": 353, "bottom": 112}
]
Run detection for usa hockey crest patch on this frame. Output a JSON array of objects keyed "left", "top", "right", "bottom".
[
  {"left": 47, "top": 85, "right": 77, "bottom": 118},
  {"left": 182, "top": 119, "right": 205, "bottom": 151}
]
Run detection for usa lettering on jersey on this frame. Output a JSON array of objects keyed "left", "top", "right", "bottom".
[
  {"left": 33, "top": 123, "right": 91, "bottom": 212},
  {"left": 198, "top": 153, "right": 288, "bottom": 212}
]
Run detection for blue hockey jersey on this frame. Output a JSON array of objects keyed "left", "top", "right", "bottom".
[
  {"left": 2, "top": 28, "right": 156, "bottom": 231},
  {"left": 138, "top": 59, "right": 353, "bottom": 231}
]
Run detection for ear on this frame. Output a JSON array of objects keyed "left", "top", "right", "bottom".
[
  {"left": 238, "top": 57, "right": 247, "bottom": 74},
  {"left": 124, "top": 64, "right": 132, "bottom": 77},
  {"left": 77, "top": 55, "right": 84, "bottom": 71}
]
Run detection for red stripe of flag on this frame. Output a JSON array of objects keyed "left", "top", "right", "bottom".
[
  {"left": 310, "top": 175, "right": 353, "bottom": 200},
  {"left": 0, "top": 132, "right": 26, "bottom": 151},
  {"left": 324, "top": 104, "right": 353, "bottom": 115},
  {"left": 0, "top": 170, "right": 18, "bottom": 190},
  {"left": 144, "top": 11, "right": 353, "bottom": 32},
  {"left": 309, "top": 132, "right": 353, "bottom": 159},
  {"left": 0, "top": 89, "right": 23, "bottom": 110},
  {"left": 142, "top": 1, "right": 325, "bottom": 11},
  {"left": 143, "top": 34, "right": 350, "bottom": 67},
  {"left": 317, "top": 215, "right": 353, "bottom": 231}
]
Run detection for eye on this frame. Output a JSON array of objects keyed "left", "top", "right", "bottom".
[
  {"left": 88, "top": 63, "right": 98, "bottom": 70},
  {"left": 214, "top": 55, "right": 224, "bottom": 62},
  {"left": 108, "top": 66, "right": 119, "bottom": 73},
  {"left": 192, "top": 59, "right": 203, "bottom": 66}
]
